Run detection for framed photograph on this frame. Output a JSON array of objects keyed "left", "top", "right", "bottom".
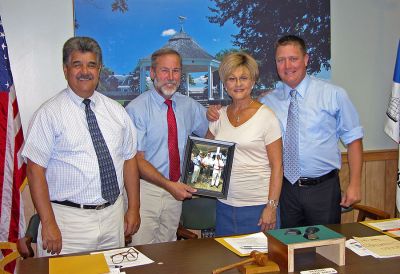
[{"left": 182, "top": 136, "right": 235, "bottom": 199}]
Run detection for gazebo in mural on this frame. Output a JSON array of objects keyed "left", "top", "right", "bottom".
[{"left": 138, "top": 20, "right": 223, "bottom": 101}]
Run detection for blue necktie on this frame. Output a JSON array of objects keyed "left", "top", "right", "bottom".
[
  {"left": 83, "top": 99, "right": 119, "bottom": 204},
  {"left": 284, "top": 90, "right": 301, "bottom": 184}
]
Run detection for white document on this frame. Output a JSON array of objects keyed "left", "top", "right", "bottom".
[
  {"left": 363, "top": 219, "right": 400, "bottom": 237},
  {"left": 300, "top": 268, "right": 337, "bottom": 274},
  {"left": 92, "top": 247, "right": 153, "bottom": 269},
  {"left": 223, "top": 232, "right": 268, "bottom": 255},
  {"left": 345, "top": 239, "right": 373, "bottom": 256}
]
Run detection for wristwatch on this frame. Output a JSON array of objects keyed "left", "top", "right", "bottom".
[{"left": 267, "top": 199, "right": 279, "bottom": 209}]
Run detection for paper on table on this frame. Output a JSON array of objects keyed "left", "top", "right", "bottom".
[
  {"left": 216, "top": 232, "right": 268, "bottom": 256},
  {"left": 49, "top": 253, "right": 109, "bottom": 274},
  {"left": 354, "top": 235, "right": 400, "bottom": 258},
  {"left": 360, "top": 218, "right": 400, "bottom": 237},
  {"left": 345, "top": 239, "right": 373, "bottom": 256},
  {"left": 91, "top": 247, "right": 153, "bottom": 269}
]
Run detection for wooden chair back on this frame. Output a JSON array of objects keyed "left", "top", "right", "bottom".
[
  {"left": 0, "top": 242, "right": 20, "bottom": 274},
  {"left": 352, "top": 204, "right": 390, "bottom": 222}
]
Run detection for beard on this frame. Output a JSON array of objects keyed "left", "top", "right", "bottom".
[{"left": 153, "top": 78, "right": 179, "bottom": 97}]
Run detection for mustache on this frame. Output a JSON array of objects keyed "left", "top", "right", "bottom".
[
  {"left": 77, "top": 73, "right": 94, "bottom": 81},
  {"left": 163, "top": 80, "right": 177, "bottom": 86}
]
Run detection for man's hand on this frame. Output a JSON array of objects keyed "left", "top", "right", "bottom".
[
  {"left": 258, "top": 206, "right": 276, "bottom": 232},
  {"left": 166, "top": 181, "right": 197, "bottom": 201},
  {"left": 41, "top": 219, "right": 62, "bottom": 255},
  {"left": 340, "top": 182, "right": 361, "bottom": 207},
  {"left": 206, "top": 104, "right": 222, "bottom": 122},
  {"left": 124, "top": 208, "right": 141, "bottom": 236}
]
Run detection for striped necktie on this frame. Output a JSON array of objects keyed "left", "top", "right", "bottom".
[
  {"left": 83, "top": 99, "right": 120, "bottom": 203},
  {"left": 284, "top": 90, "right": 301, "bottom": 184}
]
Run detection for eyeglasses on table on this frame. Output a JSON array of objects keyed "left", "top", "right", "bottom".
[{"left": 110, "top": 247, "right": 139, "bottom": 264}]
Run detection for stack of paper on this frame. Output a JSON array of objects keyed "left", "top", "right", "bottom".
[
  {"left": 348, "top": 235, "right": 400, "bottom": 258},
  {"left": 215, "top": 232, "right": 268, "bottom": 256},
  {"left": 360, "top": 218, "right": 400, "bottom": 238}
]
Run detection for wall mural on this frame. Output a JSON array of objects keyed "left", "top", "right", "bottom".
[{"left": 74, "top": 0, "right": 330, "bottom": 106}]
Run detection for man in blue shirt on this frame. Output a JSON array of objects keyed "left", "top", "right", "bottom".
[
  {"left": 208, "top": 35, "right": 363, "bottom": 228},
  {"left": 125, "top": 48, "right": 208, "bottom": 244},
  {"left": 259, "top": 35, "right": 363, "bottom": 228}
]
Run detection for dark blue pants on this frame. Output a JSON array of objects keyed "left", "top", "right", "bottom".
[
  {"left": 215, "top": 200, "right": 280, "bottom": 237},
  {"left": 279, "top": 173, "right": 341, "bottom": 228}
]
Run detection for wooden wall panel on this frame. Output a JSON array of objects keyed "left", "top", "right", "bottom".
[
  {"left": 365, "top": 161, "right": 386, "bottom": 209},
  {"left": 340, "top": 149, "right": 398, "bottom": 223},
  {"left": 385, "top": 159, "right": 398, "bottom": 215}
]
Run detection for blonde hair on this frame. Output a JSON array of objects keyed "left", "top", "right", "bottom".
[{"left": 218, "top": 52, "right": 259, "bottom": 83}]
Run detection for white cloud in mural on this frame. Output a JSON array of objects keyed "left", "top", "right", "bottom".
[
  {"left": 193, "top": 75, "right": 207, "bottom": 85},
  {"left": 162, "top": 29, "right": 177, "bottom": 37}
]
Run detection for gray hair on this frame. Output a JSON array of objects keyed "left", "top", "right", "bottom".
[
  {"left": 63, "top": 37, "right": 102, "bottom": 65},
  {"left": 151, "top": 48, "right": 182, "bottom": 69}
]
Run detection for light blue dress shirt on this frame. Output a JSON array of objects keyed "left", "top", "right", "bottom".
[
  {"left": 125, "top": 89, "right": 208, "bottom": 179},
  {"left": 260, "top": 75, "right": 364, "bottom": 178}
]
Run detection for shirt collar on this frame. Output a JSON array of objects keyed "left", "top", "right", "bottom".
[
  {"left": 66, "top": 86, "right": 99, "bottom": 108},
  {"left": 150, "top": 88, "right": 177, "bottom": 108},
  {"left": 283, "top": 74, "right": 310, "bottom": 99}
]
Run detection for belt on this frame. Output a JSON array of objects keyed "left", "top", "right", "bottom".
[
  {"left": 286, "top": 169, "right": 338, "bottom": 187},
  {"left": 51, "top": 200, "right": 111, "bottom": 210}
]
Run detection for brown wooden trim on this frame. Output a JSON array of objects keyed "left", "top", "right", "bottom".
[{"left": 341, "top": 149, "right": 398, "bottom": 163}]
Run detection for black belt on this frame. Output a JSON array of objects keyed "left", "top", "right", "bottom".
[
  {"left": 285, "top": 169, "right": 338, "bottom": 187},
  {"left": 51, "top": 200, "right": 111, "bottom": 210}
]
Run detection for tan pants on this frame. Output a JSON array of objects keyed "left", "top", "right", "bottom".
[
  {"left": 130, "top": 179, "right": 182, "bottom": 245},
  {"left": 37, "top": 196, "right": 124, "bottom": 257}
]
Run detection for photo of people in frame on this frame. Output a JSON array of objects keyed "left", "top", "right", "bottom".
[{"left": 182, "top": 136, "right": 234, "bottom": 199}]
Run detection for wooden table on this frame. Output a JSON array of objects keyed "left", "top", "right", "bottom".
[{"left": 16, "top": 223, "right": 400, "bottom": 274}]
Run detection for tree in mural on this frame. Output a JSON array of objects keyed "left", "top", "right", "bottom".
[
  {"left": 208, "top": 0, "right": 330, "bottom": 87},
  {"left": 111, "top": 0, "right": 129, "bottom": 13}
]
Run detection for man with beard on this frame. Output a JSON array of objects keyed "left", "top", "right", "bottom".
[
  {"left": 125, "top": 48, "right": 208, "bottom": 244},
  {"left": 22, "top": 37, "right": 140, "bottom": 256}
]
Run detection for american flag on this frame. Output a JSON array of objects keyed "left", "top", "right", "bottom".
[{"left": 0, "top": 17, "right": 27, "bottom": 272}]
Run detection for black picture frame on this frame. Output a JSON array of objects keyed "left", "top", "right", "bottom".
[{"left": 182, "top": 136, "right": 235, "bottom": 199}]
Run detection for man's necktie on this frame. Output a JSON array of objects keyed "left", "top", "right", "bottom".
[
  {"left": 165, "top": 99, "right": 180, "bottom": 182},
  {"left": 83, "top": 99, "right": 120, "bottom": 203},
  {"left": 283, "top": 90, "right": 301, "bottom": 184}
]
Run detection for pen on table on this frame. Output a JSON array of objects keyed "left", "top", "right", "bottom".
[
  {"left": 382, "top": 228, "right": 400, "bottom": 232},
  {"left": 240, "top": 246, "right": 268, "bottom": 249}
]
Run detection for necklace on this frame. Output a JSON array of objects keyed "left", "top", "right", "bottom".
[{"left": 233, "top": 99, "right": 254, "bottom": 123}]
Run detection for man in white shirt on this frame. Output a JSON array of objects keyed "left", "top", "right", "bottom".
[{"left": 22, "top": 37, "right": 140, "bottom": 256}]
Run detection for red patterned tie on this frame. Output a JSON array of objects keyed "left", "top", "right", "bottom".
[{"left": 165, "top": 99, "right": 180, "bottom": 181}]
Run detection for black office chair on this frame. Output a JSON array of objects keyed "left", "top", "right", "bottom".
[
  {"left": 17, "top": 213, "right": 39, "bottom": 258},
  {"left": 177, "top": 197, "right": 216, "bottom": 239}
]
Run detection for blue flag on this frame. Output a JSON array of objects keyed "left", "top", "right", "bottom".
[{"left": 384, "top": 40, "right": 400, "bottom": 212}]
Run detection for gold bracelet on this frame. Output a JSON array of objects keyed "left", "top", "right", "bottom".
[{"left": 267, "top": 199, "right": 279, "bottom": 209}]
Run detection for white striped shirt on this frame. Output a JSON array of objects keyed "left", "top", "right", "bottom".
[{"left": 22, "top": 87, "right": 137, "bottom": 204}]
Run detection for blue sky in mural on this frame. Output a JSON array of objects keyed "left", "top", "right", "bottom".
[{"left": 74, "top": 0, "right": 238, "bottom": 75}]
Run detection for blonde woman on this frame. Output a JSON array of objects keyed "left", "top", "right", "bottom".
[{"left": 206, "top": 52, "right": 283, "bottom": 236}]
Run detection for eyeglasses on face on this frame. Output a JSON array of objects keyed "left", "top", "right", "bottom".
[{"left": 110, "top": 248, "right": 139, "bottom": 264}]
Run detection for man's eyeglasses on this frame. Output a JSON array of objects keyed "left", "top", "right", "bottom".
[
  {"left": 284, "top": 226, "right": 320, "bottom": 240},
  {"left": 110, "top": 248, "right": 139, "bottom": 264}
]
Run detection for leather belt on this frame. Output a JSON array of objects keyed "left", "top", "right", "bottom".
[
  {"left": 286, "top": 169, "right": 338, "bottom": 187},
  {"left": 51, "top": 200, "right": 111, "bottom": 210}
]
